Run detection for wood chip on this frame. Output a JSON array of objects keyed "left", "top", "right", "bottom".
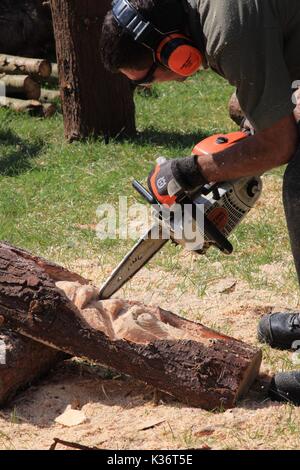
[
  {"left": 137, "top": 419, "right": 165, "bottom": 431},
  {"left": 55, "top": 406, "right": 87, "bottom": 427}
]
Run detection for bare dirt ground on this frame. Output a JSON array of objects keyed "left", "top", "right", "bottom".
[
  {"left": 1, "top": 175, "right": 300, "bottom": 450},
  {"left": 1, "top": 260, "right": 300, "bottom": 450}
]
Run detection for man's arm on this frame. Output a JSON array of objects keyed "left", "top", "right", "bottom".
[
  {"left": 147, "top": 115, "right": 299, "bottom": 206},
  {"left": 197, "top": 115, "right": 299, "bottom": 182}
]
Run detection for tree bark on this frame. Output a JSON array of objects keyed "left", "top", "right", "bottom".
[
  {"left": 49, "top": 0, "right": 136, "bottom": 142},
  {"left": 0, "top": 74, "right": 41, "bottom": 100},
  {"left": 0, "top": 242, "right": 262, "bottom": 409},
  {"left": 0, "top": 329, "right": 65, "bottom": 406},
  {"left": 0, "top": 55, "right": 51, "bottom": 78},
  {"left": 0, "top": 245, "right": 88, "bottom": 406}
]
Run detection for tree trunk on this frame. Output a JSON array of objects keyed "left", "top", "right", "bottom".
[
  {"left": 0, "top": 74, "right": 41, "bottom": 100},
  {"left": 50, "top": 0, "right": 136, "bottom": 142},
  {"left": 0, "top": 243, "right": 262, "bottom": 410},
  {"left": 0, "top": 245, "right": 88, "bottom": 406},
  {"left": 0, "top": 55, "right": 51, "bottom": 78}
]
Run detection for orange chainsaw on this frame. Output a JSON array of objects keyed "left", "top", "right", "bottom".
[{"left": 99, "top": 131, "right": 262, "bottom": 299}]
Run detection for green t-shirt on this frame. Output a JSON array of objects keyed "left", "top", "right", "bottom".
[{"left": 185, "top": 0, "right": 300, "bottom": 130}]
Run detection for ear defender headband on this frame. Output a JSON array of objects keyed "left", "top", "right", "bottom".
[{"left": 112, "top": 0, "right": 202, "bottom": 77}]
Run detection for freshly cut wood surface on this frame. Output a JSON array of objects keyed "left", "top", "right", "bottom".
[{"left": 0, "top": 242, "right": 262, "bottom": 409}]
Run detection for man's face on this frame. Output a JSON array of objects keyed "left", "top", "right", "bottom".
[{"left": 120, "top": 62, "right": 187, "bottom": 86}]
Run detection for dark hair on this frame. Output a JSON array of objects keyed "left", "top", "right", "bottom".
[{"left": 100, "top": 0, "right": 186, "bottom": 73}]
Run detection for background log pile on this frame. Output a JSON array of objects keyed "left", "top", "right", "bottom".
[
  {"left": 0, "top": 55, "right": 60, "bottom": 117},
  {"left": 0, "top": 1, "right": 58, "bottom": 118}
]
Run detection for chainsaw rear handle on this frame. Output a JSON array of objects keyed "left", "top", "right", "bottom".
[{"left": 132, "top": 180, "right": 233, "bottom": 255}]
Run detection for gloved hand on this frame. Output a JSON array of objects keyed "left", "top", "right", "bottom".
[{"left": 147, "top": 155, "right": 208, "bottom": 206}]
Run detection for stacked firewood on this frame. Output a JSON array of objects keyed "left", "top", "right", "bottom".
[{"left": 0, "top": 54, "right": 60, "bottom": 117}]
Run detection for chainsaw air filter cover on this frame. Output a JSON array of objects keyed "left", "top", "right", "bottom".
[{"left": 177, "top": 131, "right": 263, "bottom": 252}]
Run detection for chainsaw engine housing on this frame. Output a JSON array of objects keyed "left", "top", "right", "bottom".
[
  {"left": 170, "top": 131, "right": 263, "bottom": 253},
  {"left": 190, "top": 176, "right": 262, "bottom": 253}
]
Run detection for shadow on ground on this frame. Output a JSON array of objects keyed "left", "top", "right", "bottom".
[
  {"left": 0, "top": 360, "right": 177, "bottom": 428},
  {"left": 0, "top": 128, "right": 44, "bottom": 177},
  {"left": 133, "top": 128, "right": 211, "bottom": 151},
  {"left": 0, "top": 360, "right": 273, "bottom": 429}
]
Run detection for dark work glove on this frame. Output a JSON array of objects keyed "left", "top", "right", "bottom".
[{"left": 147, "top": 156, "right": 208, "bottom": 206}]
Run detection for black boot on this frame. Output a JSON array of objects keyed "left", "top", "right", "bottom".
[
  {"left": 257, "top": 312, "right": 300, "bottom": 349},
  {"left": 269, "top": 371, "right": 300, "bottom": 405}
]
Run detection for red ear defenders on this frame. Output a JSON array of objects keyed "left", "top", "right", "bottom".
[{"left": 112, "top": 0, "right": 203, "bottom": 77}]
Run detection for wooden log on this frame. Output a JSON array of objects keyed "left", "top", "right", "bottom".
[
  {"left": 51, "top": 63, "right": 58, "bottom": 79},
  {"left": 0, "top": 97, "right": 56, "bottom": 118},
  {"left": 0, "top": 96, "right": 43, "bottom": 115},
  {"left": 0, "top": 245, "right": 88, "bottom": 406},
  {"left": 38, "top": 64, "right": 59, "bottom": 87},
  {"left": 42, "top": 102, "right": 57, "bottom": 118},
  {"left": 0, "top": 55, "right": 51, "bottom": 78},
  {"left": 0, "top": 242, "right": 262, "bottom": 409},
  {"left": 0, "top": 74, "right": 41, "bottom": 100},
  {"left": 50, "top": 0, "right": 136, "bottom": 141},
  {"left": 40, "top": 88, "right": 60, "bottom": 103},
  {"left": 0, "top": 329, "right": 65, "bottom": 406}
]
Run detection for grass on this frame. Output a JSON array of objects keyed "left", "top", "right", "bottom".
[
  {"left": 1, "top": 70, "right": 300, "bottom": 451},
  {"left": 0, "top": 71, "right": 233, "bottom": 262},
  {"left": 0, "top": 70, "right": 296, "bottom": 292}
]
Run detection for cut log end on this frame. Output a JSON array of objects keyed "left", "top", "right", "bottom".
[
  {"left": 42, "top": 102, "right": 57, "bottom": 118},
  {"left": 24, "top": 76, "right": 41, "bottom": 100},
  {"left": 39, "top": 60, "right": 52, "bottom": 79}
]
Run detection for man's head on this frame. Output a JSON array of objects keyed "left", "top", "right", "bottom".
[{"left": 100, "top": 0, "right": 202, "bottom": 85}]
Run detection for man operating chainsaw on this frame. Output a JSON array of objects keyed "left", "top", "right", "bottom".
[{"left": 101, "top": 0, "right": 300, "bottom": 404}]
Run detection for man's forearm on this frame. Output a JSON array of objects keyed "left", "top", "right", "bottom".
[{"left": 197, "top": 114, "right": 299, "bottom": 182}]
